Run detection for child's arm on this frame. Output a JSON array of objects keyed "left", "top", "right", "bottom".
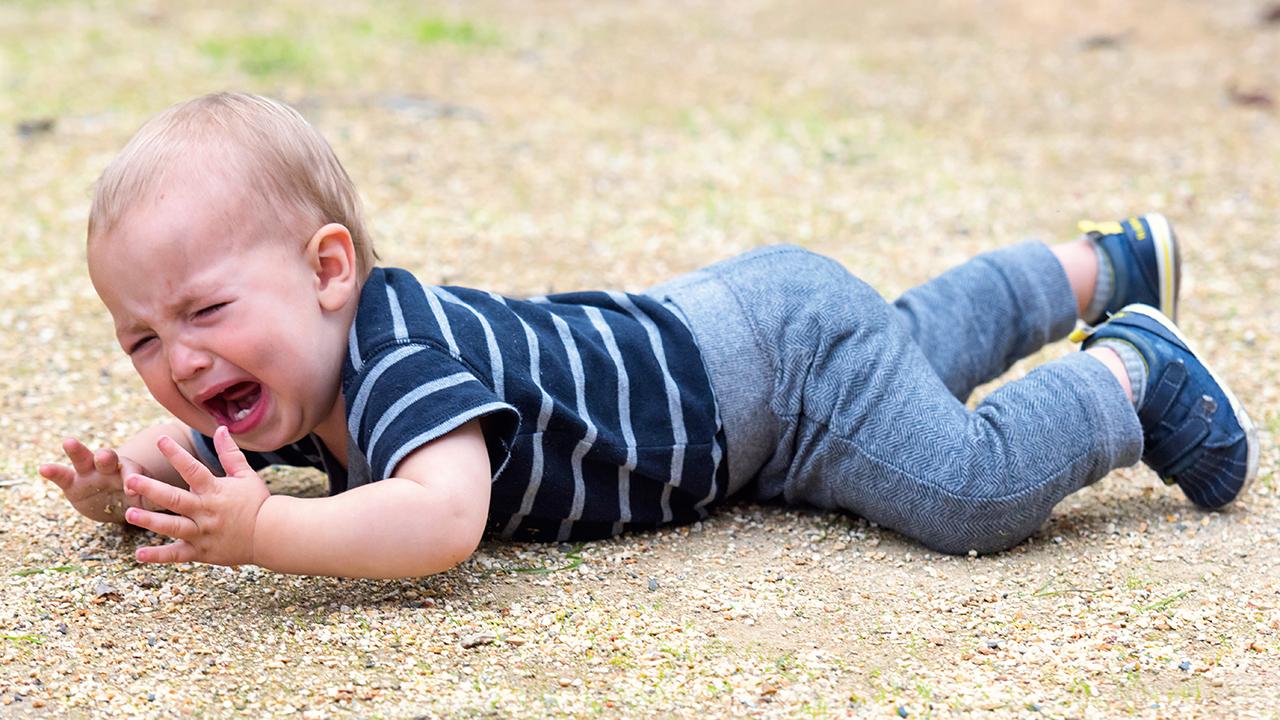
[
  {"left": 122, "top": 420, "right": 491, "bottom": 579},
  {"left": 39, "top": 420, "right": 194, "bottom": 524}
]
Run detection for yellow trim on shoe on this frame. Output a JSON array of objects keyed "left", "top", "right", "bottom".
[{"left": 1078, "top": 220, "right": 1125, "bottom": 236}]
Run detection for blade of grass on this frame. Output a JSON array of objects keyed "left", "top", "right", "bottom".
[
  {"left": 1134, "top": 589, "right": 1193, "bottom": 614},
  {"left": 2, "top": 633, "right": 43, "bottom": 644},
  {"left": 1032, "top": 577, "right": 1101, "bottom": 597},
  {"left": 507, "top": 543, "right": 585, "bottom": 574},
  {"left": 12, "top": 564, "right": 83, "bottom": 577}
]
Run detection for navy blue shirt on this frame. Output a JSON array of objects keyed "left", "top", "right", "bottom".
[{"left": 195, "top": 267, "right": 728, "bottom": 542}]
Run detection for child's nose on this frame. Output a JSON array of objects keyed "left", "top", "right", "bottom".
[{"left": 167, "top": 341, "right": 212, "bottom": 381}]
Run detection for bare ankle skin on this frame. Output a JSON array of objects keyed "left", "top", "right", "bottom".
[
  {"left": 1085, "top": 346, "right": 1133, "bottom": 403},
  {"left": 1051, "top": 237, "right": 1099, "bottom": 320}
]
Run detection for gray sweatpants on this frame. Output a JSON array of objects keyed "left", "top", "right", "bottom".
[{"left": 649, "top": 243, "right": 1144, "bottom": 554}]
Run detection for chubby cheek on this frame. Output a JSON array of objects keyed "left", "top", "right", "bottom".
[{"left": 136, "top": 362, "right": 208, "bottom": 432}]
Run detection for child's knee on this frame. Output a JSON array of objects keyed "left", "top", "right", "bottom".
[
  {"left": 918, "top": 523, "right": 1032, "bottom": 556},
  {"left": 912, "top": 502, "right": 1044, "bottom": 556}
]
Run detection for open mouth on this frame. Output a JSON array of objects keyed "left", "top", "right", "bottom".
[{"left": 203, "top": 381, "right": 267, "bottom": 431}]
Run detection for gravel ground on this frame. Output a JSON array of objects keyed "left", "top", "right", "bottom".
[{"left": 1, "top": 1, "right": 1278, "bottom": 717}]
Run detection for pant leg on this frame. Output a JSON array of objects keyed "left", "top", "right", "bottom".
[
  {"left": 891, "top": 241, "right": 1078, "bottom": 402},
  {"left": 666, "top": 246, "right": 1143, "bottom": 555}
]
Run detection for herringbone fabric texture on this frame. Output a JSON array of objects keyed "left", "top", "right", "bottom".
[{"left": 654, "top": 243, "right": 1144, "bottom": 555}]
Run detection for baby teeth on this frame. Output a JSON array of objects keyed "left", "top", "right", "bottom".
[{"left": 232, "top": 407, "right": 251, "bottom": 421}]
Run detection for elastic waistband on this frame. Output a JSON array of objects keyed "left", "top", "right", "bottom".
[{"left": 649, "top": 268, "right": 777, "bottom": 496}]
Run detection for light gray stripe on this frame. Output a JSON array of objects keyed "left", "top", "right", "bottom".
[
  {"left": 347, "top": 345, "right": 425, "bottom": 439},
  {"left": 347, "top": 320, "right": 363, "bottom": 373},
  {"left": 550, "top": 312, "right": 597, "bottom": 542},
  {"left": 505, "top": 431, "right": 544, "bottom": 537},
  {"left": 498, "top": 296, "right": 556, "bottom": 539},
  {"left": 433, "top": 288, "right": 504, "bottom": 396},
  {"left": 659, "top": 484, "right": 674, "bottom": 526},
  {"left": 610, "top": 291, "right": 690, "bottom": 523},
  {"left": 559, "top": 437, "right": 593, "bottom": 541},
  {"left": 385, "top": 283, "right": 408, "bottom": 341},
  {"left": 382, "top": 401, "right": 514, "bottom": 479},
  {"left": 423, "top": 286, "right": 459, "bottom": 356},
  {"left": 366, "top": 371, "right": 476, "bottom": 464},
  {"left": 695, "top": 421, "right": 724, "bottom": 516},
  {"left": 585, "top": 307, "right": 637, "bottom": 526}
]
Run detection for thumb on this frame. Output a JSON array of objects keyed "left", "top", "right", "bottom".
[{"left": 212, "top": 426, "right": 256, "bottom": 478}]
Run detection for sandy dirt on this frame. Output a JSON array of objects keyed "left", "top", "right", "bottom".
[{"left": 0, "top": 1, "right": 1277, "bottom": 717}]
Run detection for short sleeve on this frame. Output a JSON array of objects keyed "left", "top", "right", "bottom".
[
  {"left": 346, "top": 343, "right": 520, "bottom": 481},
  {"left": 189, "top": 429, "right": 324, "bottom": 474}
]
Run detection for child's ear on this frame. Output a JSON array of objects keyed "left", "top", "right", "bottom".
[{"left": 304, "top": 223, "right": 358, "bottom": 312}]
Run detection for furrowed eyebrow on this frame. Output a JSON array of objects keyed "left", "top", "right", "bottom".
[{"left": 114, "top": 288, "right": 214, "bottom": 337}]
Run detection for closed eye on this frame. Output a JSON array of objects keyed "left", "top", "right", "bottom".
[
  {"left": 127, "top": 336, "right": 156, "bottom": 354},
  {"left": 193, "top": 302, "right": 228, "bottom": 319}
]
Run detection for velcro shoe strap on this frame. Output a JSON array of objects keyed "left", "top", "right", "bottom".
[
  {"left": 1145, "top": 415, "right": 1211, "bottom": 478},
  {"left": 1138, "top": 360, "right": 1186, "bottom": 425}
]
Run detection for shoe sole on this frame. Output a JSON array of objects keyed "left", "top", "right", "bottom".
[
  {"left": 1120, "top": 303, "right": 1259, "bottom": 505},
  {"left": 1143, "top": 212, "right": 1180, "bottom": 322}
]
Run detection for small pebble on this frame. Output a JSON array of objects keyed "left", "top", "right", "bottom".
[
  {"left": 897, "top": 706, "right": 909, "bottom": 718},
  {"left": 92, "top": 579, "right": 119, "bottom": 598},
  {"left": 1179, "top": 660, "right": 1192, "bottom": 671},
  {"left": 462, "top": 632, "right": 496, "bottom": 649},
  {"left": 648, "top": 578, "right": 659, "bottom": 591}
]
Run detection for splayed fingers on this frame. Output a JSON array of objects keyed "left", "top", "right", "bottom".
[
  {"left": 36, "top": 462, "right": 75, "bottom": 490},
  {"left": 135, "top": 541, "right": 198, "bottom": 565},
  {"left": 154, "top": 435, "right": 216, "bottom": 492},
  {"left": 212, "top": 426, "right": 254, "bottom": 477},
  {"left": 125, "top": 506, "right": 199, "bottom": 540},
  {"left": 125, "top": 473, "right": 199, "bottom": 516},
  {"left": 61, "top": 437, "right": 97, "bottom": 475},
  {"left": 93, "top": 448, "right": 121, "bottom": 475}
]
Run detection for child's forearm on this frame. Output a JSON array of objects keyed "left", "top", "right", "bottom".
[
  {"left": 250, "top": 477, "right": 487, "bottom": 579},
  {"left": 120, "top": 420, "right": 196, "bottom": 487}
]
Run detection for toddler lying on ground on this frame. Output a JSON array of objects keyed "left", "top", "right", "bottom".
[{"left": 40, "top": 93, "right": 1257, "bottom": 578}]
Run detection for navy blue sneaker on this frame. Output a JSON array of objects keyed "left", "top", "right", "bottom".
[
  {"left": 1079, "top": 213, "right": 1181, "bottom": 322},
  {"left": 1078, "top": 304, "right": 1258, "bottom": 508}
]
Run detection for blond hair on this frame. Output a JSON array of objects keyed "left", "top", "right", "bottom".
[{"left": 89, "top": 92, "right": 377, "bottom": 275}]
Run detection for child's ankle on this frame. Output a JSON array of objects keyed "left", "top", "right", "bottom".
[{"left": 1086, "top": 345, "right": 1141, "bottom": 406}]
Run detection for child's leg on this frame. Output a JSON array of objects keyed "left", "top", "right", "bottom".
[
  {"left": 757, "top": 249, "right": 1248, "bottom": 554},
  {"left": 893, "top": 215, "right": 1180, "bottom": 402},
  {"left": 660, "top": 245, "right": 1144, "bottom": 555},
  {"left": 780, "top": 258, "right": 1143, "bottom": 554},
  {"left": 890, "top": 240, "right": 1082, "bottom": 402}
]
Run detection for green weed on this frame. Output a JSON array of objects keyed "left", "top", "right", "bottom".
[
  {"left": 12, "top": 564, "right": 82, "bottom": 577},
  {"left": 414, "top": 17, "right": 499, "bottom": 47},
  {"left": 505, "top": 542, "right": 585, "bottom": 574},
  {"left": 1134, "top": 589, "right": 1193, "bottom": 614},
  {"left": 199, "top": 35, "right": 309, "bottom": 77}
]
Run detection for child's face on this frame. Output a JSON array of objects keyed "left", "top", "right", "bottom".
[{"left": 89, "top": 171, "right": 353, "bottom": 453}]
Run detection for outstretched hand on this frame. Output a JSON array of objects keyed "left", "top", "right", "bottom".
[
  {"left": 123, "top": 426, "right": 270, "bottom": 567},
  {"left": 39, "top": 439, "right": 163, "bottom": 523}
]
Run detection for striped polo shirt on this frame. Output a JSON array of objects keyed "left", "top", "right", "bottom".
[{"left": 195, "top": 267, "right": 728, "bottom": 542}]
